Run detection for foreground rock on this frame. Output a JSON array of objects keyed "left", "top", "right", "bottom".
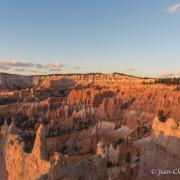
[{"left": 135, "top": 117, "right": 180, "bottom": 180}]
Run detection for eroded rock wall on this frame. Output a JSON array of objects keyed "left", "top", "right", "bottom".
[{"left": 136, "top": 117, "right": 180, "bottom": 180}]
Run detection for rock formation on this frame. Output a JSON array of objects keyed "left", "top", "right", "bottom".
[
  {"left": 0, "top": 73, "right": 180, "bottom": 180},
  {"left": 135, "top": 117, "right": 180, "bottom": 180}
]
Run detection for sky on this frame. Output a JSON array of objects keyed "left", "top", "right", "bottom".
[{"left": 0, "top": 0, "right": 180, "bottom": 77}]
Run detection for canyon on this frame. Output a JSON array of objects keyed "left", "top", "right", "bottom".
[{"left": 0, "top": 73, "right": 180, "bottom": 180}]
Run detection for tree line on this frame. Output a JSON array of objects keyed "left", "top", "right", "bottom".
[{"left": 154, "top": 78, "right": 180, "bottom": 85}]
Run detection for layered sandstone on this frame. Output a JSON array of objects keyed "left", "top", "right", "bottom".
[
  {"left": 0, "top": 73, "right": 153, "bottom": 90},
  {"left": 0, "top": 73, "right": 180, "bottom": 180}
]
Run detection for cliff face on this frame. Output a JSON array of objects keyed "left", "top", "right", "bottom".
[
  {"left": 0, "top": 73, "right": 180, "bottom": 180},
  {"left": 3, "top": 124, "right": 50, "bottom": 180},
  {"left": 0, "top": 73, "right": 32, "bottom": 90},
  {"left": 0, "top": 73, "right": 152, "bottom": 90},
  {"left": 2, "top": 73, "right": 180, "bottom": 124},
  {"left": 0, "top": 121, "right": 108, "bottom": 180},
  {"left": 136, "top": 117, "right": 180, "bottom": 180},
  {"left": 31, "top": 73, "right": 147, "bottom": 87}
]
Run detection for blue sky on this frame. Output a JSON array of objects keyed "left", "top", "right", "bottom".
[{"left": 0, "top": 0, "right": 180, "bottom": 76}]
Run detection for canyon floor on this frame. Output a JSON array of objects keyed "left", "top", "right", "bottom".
[{"left": 0, "top": 73, "right": 180, "bottom": 180}]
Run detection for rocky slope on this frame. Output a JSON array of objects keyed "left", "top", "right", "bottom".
[
  {"left": 0, "top": 73, "right": 32, "bottom": 90},
  {"left": 0, "top": 73, "right": 180, "bottom": 180},
  {"left": 135, "top": 117, "right": 180, "bottom": 180},
  {"left": 0, "top": 73, "right": 152, "bottom": 90}
]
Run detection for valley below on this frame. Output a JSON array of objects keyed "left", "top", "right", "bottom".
[{"left": 0, "top": 73, "right": 180, "bottom": 180}]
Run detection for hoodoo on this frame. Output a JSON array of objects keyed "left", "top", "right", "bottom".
[{"left": 0, "top": 73, "right": 180, "bottom": 180}]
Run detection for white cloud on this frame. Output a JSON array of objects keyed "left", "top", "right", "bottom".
[
  {"left": 167, "top": 3, "right": 180, "bottom": 14},
  {"left": 0, "top": 60, "right": 66, "bottom": 70},
  {"left": 49, "top": 62, "right": 65, "bottom": 68},
  {"left": 0, "top": 60, "right": 68, "bottom": 74},
  {"left": 0, "top": 60, "right": 34, "bottom": 67}
]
